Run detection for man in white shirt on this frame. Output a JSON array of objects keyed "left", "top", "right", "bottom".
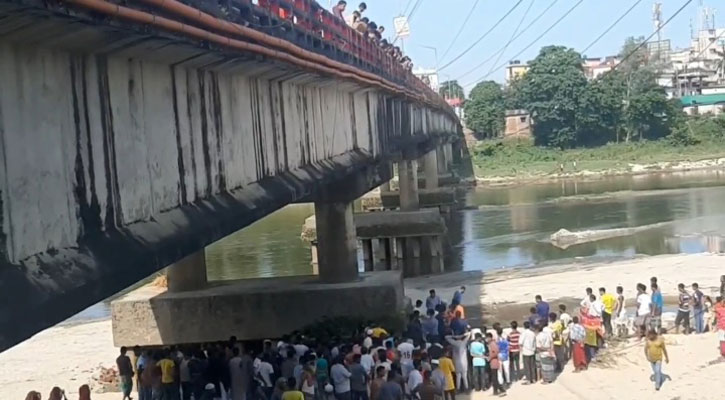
[
  {"left": 580, "top": 287, "right": 593, "bottom": 313},
  {"left": 445, "top": 332, "right": 471, "bottom": 392},
  {"left": 360, "top": 347, "right": 375, "bottom": 377},
  {"left": 257, "top": 357, "right": 275, "bottom": 396},
  {"left": 520, "top": 321, "right": 538, "bottom": 384},
  {"left": 406, "top": 360, "right": 424, "bottom": 399},
  {"left": 635, "top": 283, "right": 652, "bottom": 338},
  {"left": 397, "top": 339, "right": 415, "bottom": 378},
  {"left": 588, "top": 294, "right": 604, "bottom": 318}
]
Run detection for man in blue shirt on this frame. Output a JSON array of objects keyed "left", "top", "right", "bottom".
[
  {"left": 535, "top": 295, "right": 550, "bottom": 321},
  {"left": 422, "top": 309, "right": 440, "bottom": 343},
  {"left": 452, "top": 286, "right": 466, "bottom": 305},
  {"left": 426, "top": 289, "right": 442, "bottom": 312},
  {"left": 650, "top": 282, "right": 664, "bottom": 334},
  {"left": 469, "top": 333, "right": 487, "bottom": 391}
]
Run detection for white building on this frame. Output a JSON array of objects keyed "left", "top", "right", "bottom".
[{"left": 413, "top": 67, "right": 440, "bottom": 92}]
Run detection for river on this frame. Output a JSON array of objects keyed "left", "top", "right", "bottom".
[{"left": 66, "top": 169, "right": 725, "bottom": 323}]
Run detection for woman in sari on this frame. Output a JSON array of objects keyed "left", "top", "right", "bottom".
[{"left": 569, "top": 316, "right": 587, "bottom": 372}]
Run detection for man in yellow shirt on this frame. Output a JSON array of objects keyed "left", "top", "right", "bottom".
[
  {"left": 548, "top": 312, "right": 565, "bottom": 372},
  {"left": 437, "top": 349, "right": 456, "bottom": 400},
  {"left": 644, "top": 329, "right": 669, "bottom": 391},
  {"left": 282, "top": 377, "right": 305, "bottom": 400},
  {"left": 156, "top": 349, "right": 177, "bottom": 400},
  {"left": 599, "top": 287, "right": 618, "bottom": 336}
]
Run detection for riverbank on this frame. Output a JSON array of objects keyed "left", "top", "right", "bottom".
[
  {"left": 1, "top": 253, "right": 723, "bottom": 398},
  {"left": 470, "top": 140, "right": 725, "bottom": 186}
]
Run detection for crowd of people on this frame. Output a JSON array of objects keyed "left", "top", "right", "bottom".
[
  {"left": 330, "top": 1, "right": 413, "bottom": 70},
  {"left": 24, "top": 276, "right": 725, "bottom": 399}
]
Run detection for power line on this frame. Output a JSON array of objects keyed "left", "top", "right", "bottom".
[
  {"left": 612, "top": 0, "right": 694, "bottom": 72},
  {"left": 486, "top": 0, "right": 535, "bottom": 77},
  {"left": 581, "top": 0, "right": 644, "bottom": 55},
  {"left": 438, "top": 0, "right": 525, "bottom": 71},
  {"left": 455, "top": 0, "right": 559, "bottom": 81},
  {"left": 439, "top": 0, "right": 483, "bottom": 62},
  {"left": 401, "top": 0, "right": 415, "bottom": 16},
  {"left": 407, "top": 0, "right": 424, "bottom": 22},
  {"left": 466, "top": 0, "right": 584, "bottom": 86}
]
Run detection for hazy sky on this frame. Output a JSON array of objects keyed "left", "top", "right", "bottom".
[{"left": 342, "top": 0, "right": 714, "bottom": 90}]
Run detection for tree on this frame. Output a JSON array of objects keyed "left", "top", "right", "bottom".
[
  {"left": 439, "top": 80, "right": 465, "bottom": 100},
  {"left": 576, "top": 72, "right": 625, "bottom": 146},
  {"left": 516, "top": 46, "right": 588, "bottom": 148},
  {"left": 464, "top": 81, "right": 505, "bottom": 139}
]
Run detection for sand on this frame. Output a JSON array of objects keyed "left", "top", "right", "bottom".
[
  {"left": 465, "top": 332, "right": 725, "bottom": 400},
  {"left": 1, "top": 253, "right": 724, "bottom": 399}
]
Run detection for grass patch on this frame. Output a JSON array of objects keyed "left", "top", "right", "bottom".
[{"left": 471, "top": 138, "right": 725, "bottom": 178}]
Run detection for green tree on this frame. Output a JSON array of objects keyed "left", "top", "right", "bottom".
[
  {"left": 464, "top": 81, "right": 505, "bottom": 139},
  {"left": 439, "top": 80, "right": 465, "bottom": 99},
  {"left": 516, "top": 46, "right": 588, "bottom": 148},
  {"left": 576, "top": 72, "right": 625, "bottom": 146}
]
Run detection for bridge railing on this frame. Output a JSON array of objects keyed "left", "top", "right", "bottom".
[{"left": 148, "top": 0, "right": 444, "bottom": 107}]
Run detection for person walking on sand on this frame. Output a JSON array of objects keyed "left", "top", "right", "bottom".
[
  {"left": 469, "top": 333, "right": 487, "bottom": 391},
  {"left": 535, "top": 295, "right": 550, "bottom": 322},
  {"left": 675, "top": 283, "right": 692, "bottom": 335},
  {"left": 614, "top": 286, "right": 627, "bottom": 338},
  {"left": 644, "top": 329, "right": 669, "bottom": 391},
  {"left": 452, "top": 286, "right": 465, "bottom": 306},
  {"left": 508, "top": 322, "right": 521, "bottom": 382}
]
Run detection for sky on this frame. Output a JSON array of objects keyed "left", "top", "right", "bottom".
[{"left": 337, "top": 0, "right": 717, "bottom": 92}]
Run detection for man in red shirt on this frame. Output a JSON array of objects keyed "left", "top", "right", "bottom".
[{"left": 508, "top": 321, "right": 521, "bottom": 382}]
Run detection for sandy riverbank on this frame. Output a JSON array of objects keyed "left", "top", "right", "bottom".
[
  {"left": 475, "top": 158, "right": 725, "bottom": 187},
  {"left": 1, "top": 253, "right": 723, "bottom": 399}
]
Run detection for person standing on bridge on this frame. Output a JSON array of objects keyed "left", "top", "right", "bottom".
[{"left": 332, "top": 1, "right": 346, "bottom": 19}]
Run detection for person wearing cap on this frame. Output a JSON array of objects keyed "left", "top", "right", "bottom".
[{"left": 200, "top": 383, "right": 216, "bottom": 400}]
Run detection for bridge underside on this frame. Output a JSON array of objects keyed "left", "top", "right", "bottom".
[{"left": 0, "top": 0, "right": 460, "bottom": 350}]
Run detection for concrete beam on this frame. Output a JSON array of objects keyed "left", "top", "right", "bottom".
[
  {"left": 111, "top": 272, "right": 405, "bottom": 346},
  {"left": 418, "top": 173, "right": 461, "bottom": 188},
  {"left": 379, "top": 188, "right": 458, "bottom": 209},
  {"left": 302, "top": 209, "right": 446, "bottom": 241}
]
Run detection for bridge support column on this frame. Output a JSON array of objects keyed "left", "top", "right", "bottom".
[
  {"left": 166, "top": 250, "right": 207, "bottom": 292},
  {"left": 315, "top": 200, "right": 358, "bottom": 283},
  {"left": 437, "top": 146, "right": 448, "bottom": 173},
  {"left": 444, "top": 143, "right": 453, "bottom": 170},
  {"left": 399, "top": 159, "right": 420, "bottom": 211},
  {"left": 423, "top": 149, "right": 439, "bottom": 189}
]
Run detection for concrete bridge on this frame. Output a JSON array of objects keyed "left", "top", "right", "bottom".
[{"left": 0, "top": 0, "right": 462, "bottom": 350}]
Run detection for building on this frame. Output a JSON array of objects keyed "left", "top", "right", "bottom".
[
  {"left": 505, "top": 60, "right": 529, "bottom": 84},
  {"left": 680, "top": 93, "right": 725, "bottom": 115},
  {"left": 413, "top": 67, "right": 440, "bottom": 92},
  {"left": 582, "top": 56, "right": 620, "bottom": 80},
  {"left": 504, "top": 109, "right": 532, "bottom": 138}
]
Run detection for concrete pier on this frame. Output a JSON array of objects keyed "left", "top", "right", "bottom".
[
  {"left": 398, "top": 160, "right": 420, "bottom": 211},
  {"left": 166, "top": 250, "right": 207, "bottom": 292},
  {"left": 423, "top": 150, "right": 439, "bottom": 189},
  {"left": 111, "top": 271, "right": 404, "bottom": 346},
  {"left": 314, "top": 201, "right": 358, "bottom": 283}
]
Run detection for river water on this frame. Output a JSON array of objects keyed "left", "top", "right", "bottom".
[{"left": 67, "top": 169, "right": 725, "bottom": 323}]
